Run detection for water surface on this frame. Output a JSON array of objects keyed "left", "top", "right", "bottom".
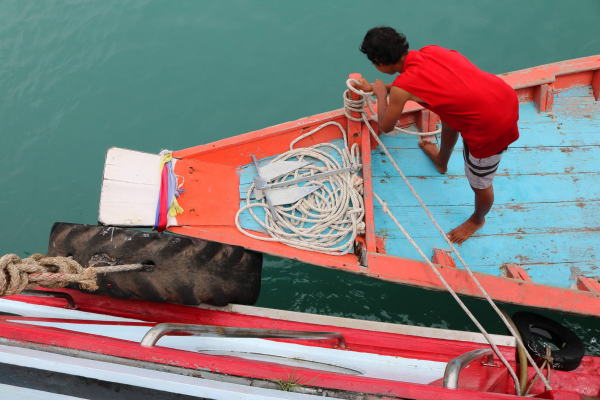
[{"left": 1, "top": 0, "right": 600, "bottom": 353}]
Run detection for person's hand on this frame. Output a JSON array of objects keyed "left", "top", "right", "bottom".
[
  {"left": 372, "top": 79, "right": 387, "bottom": 98},
  {"left": 351, "top": 78, "right": 373, "bottom": 93}
]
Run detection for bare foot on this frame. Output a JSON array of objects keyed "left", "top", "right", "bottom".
[
  {"left": 448, "top": 216, "right": 485, "bottom": 244},
  {"left": 418, "top": 141, "right": 447, "bottom": 174}
]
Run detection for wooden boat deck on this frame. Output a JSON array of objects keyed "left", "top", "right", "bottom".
[
  {"left": 100, "top": 56, "right": 600, "bottom": 317},
  {"left": 372, "top": 85, "right": 599, "bottom": 289}
]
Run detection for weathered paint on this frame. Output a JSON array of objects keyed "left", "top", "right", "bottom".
[
  {"left": 360, "top": 107, "right": 377, "bottom": 255},
  {"left": 577, "top": 276, "right": 600, "bottom": 293},
  {"left": 0, "top": 314, "right": 518, "bottom": 398},
  {"left": 3, "top": 293, "right": 600, "bottom": 397},
  {"left": 163, "top": 57, "right": 600, "bottom": 317},
  {"left": 503, "top": 264, "right": 533, "bottom": 282},
  {"left": 367, "top": 251, "right": 600, "bottom": 316},
  {"left": 372, "top": 86, "right": 600, "bottom": 290},
  {"left": 432, "top": 248, "right": 456, "bottom": 268},
  {"left": 593, "top": 69, "right": 600, "bottom": 101},
  {"left": 0, "top": 345, "right": 319, "bottom": 400},
  {"left": 7, "top": 289, "right": 517, "bottom": 347}
]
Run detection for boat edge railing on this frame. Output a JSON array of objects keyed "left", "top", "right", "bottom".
[
  {"left": 443, "top": 348, "right": 498, "bottom": 389},
  {"left": 19, "top": 290, "right": 76, "bottom": 309},
  {"left": 140, "top": 323, "right": 346, "bottom": 348}
]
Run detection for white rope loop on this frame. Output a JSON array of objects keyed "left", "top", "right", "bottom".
[
  {"left": 345, "top": 79, "right": 552, "bottom": 394},
  {"left": 235, "top": 122, "right": 365, "bottom": 256},
  {"left": 344, "top": 79, "right": 442, "bottom": 136}
]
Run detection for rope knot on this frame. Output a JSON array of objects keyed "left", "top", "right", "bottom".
[
  {"left": 542, "top": 345, "right": 554, "bottom": 366},
  {"left": 382, "top": 202, "right": 389, "bottom": 214},
  {"left": 352, "top": 175, "right": 364, "bottom": 195},
  {"left": 356, "top": 221, "right": 366, "bottom": 235},
  {"left": 0, "top": 254, "right": 145, "bottom": 297}
]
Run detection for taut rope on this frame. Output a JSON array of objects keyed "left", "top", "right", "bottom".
[
  {"left": 0, "top": 253, "right": 144, "bottom": 296},
  {"left": 344, "top": 78, "right": 552, "bottom": 395}
]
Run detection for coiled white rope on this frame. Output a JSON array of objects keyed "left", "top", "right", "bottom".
[
  {"left": 343, "top": 81, "right": 441, "bottom": 136},
  {"left": 345, "top": 78, "right": 552, "bottom": 395},
  {"left": 235, "top": 122, "right": 365, "bottom": 256}
]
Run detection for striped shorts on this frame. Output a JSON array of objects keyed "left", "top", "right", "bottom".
[{"left": 463, "top": 140, "right": 507, "bottom": 189}]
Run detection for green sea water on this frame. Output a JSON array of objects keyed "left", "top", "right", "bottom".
[{"left": 2, "top": 0, "right": 600, "bottom": 353}]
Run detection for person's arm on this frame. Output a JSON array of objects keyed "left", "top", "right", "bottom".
[
  {"left": 373, "top": 83, "right": 411, "bottom": 133},
  {"left": 350, "top": 79, "right": 393, "bottom": 94}
]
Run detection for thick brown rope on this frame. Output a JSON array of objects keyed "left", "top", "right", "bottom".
[{"left": 0, "top": 253, "right": 144, "bottom": 296}]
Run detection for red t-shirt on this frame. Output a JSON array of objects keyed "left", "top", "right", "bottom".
[{"left": 392, "top": 45, "right": 519, "bottom": 158}]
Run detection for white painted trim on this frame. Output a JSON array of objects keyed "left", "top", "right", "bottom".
[
  {"left": 11, "top": 321, "right": 447, "bottom": 385},
  {"left": 0, "top": 344, "right": 321, "bottom": 399},
  {"left": 0, "top": 299, "right": 141, "bottom": 322},
  {"left": 197, "top": 303, "right": 517, "bottom": 348}
]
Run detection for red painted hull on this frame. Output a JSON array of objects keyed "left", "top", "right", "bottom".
[{"left": 2, "top": 289, "right": 600, "bottom": 398}]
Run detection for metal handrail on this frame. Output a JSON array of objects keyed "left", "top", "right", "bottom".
[
  {"left": 443, "top": 348, "right": 499, "bottom": 389},
  {"left": 140, "top": 323, "right": 346, "bottom": 348},
  {"left": 20, "top": 290, "right": 76, "bottom": 309}
]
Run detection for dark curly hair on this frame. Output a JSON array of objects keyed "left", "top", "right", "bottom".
[{"left": 359, "top": 27, "right": 409, "bottom": 66}]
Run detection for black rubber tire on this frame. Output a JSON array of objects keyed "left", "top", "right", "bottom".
[
  {"left": 512, "top": 311, "right": 585, "bottom": 371},
  {"left": 46, "top": 222, "right": 262, "bottom": 306}
]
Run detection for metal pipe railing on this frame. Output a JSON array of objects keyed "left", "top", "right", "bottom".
[
  {"left": 140, "top": 323, "right": 346, "bottom": 348},
  {"left": 20, "top": 290, "right": 76, "bottom": 309},
  {"left": 443, "top": 348, "right": 498, "bottom": 389}
]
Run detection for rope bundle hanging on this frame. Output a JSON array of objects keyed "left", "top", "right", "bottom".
[
  {"left": 235, "top": 122, "right": 365, "bottom": 255},
  {"left": 0, "top": 253, "right": 144, "bottom": 297},
  {"left": 343, "top": 84, "right": 442, "bottom": 136}
]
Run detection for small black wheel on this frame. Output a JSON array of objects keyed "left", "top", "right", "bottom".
[{"left": 512, "top": 311, "right": 585, "bottom": 371}]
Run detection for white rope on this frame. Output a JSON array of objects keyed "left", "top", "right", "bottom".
[
  {"left": 345, "top": 79, "right": 552, "bottom": 395},
  {"left": 343, "top": 79, "right": 442, "bottom": 136},
  {"left": 235, "top": 122, "right": 365, "bottom": 256}
]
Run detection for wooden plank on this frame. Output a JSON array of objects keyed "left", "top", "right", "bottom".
[
  {"left": 577, "top": 276, "right": 600, "bottom": 293},
  {"left": 103, "top": 148, "right": 162, "bottom": 185},
  {"left": 497, "top": 55, "right": 600, "bottom": 90},
  {"left": 99, "top": 180, "right": 162, "bottom": 226},
  {"left": 372, "top": 146, "right": 600, "bottom": 178},
  {"left": 361, "top": 113, "right": 377, "bottom": 255},
  {"left": 503, "top": 264, "right": 532, "bottom": 282},
  {"left": 432, "top": 248, "right": 456, "bottom": 268},
  {"left": 378, "top": 231, "right": 600, "bottom": 267},
  {"left": 533, "top": 83, "right": 549, "bottom": 113},
  {"left": 99, "top": 148, "right": 178, "bottom": 227},
  {"left": 377, "top": 94, "right": 599, "bottom": 150},
  {"left": 374, "top": 202, "right": 600, "bottom": 238},
  {"left": 555, "top": 85, "right": 594, "bottom": 97},
  {"left": 371, "top": 173, "right": 600, "bottom": 207}
]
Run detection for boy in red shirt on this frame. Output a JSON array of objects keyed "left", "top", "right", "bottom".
[{"left": 354, "top": 27, "right": 519, "bottom": 243}]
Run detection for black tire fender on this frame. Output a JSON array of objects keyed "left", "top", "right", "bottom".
[
  {"left": 512, "top": 311, "right": 585, "bottom": 371},
  {"left": 46, "top": 223, "right": 263, "bottom": 306}
]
